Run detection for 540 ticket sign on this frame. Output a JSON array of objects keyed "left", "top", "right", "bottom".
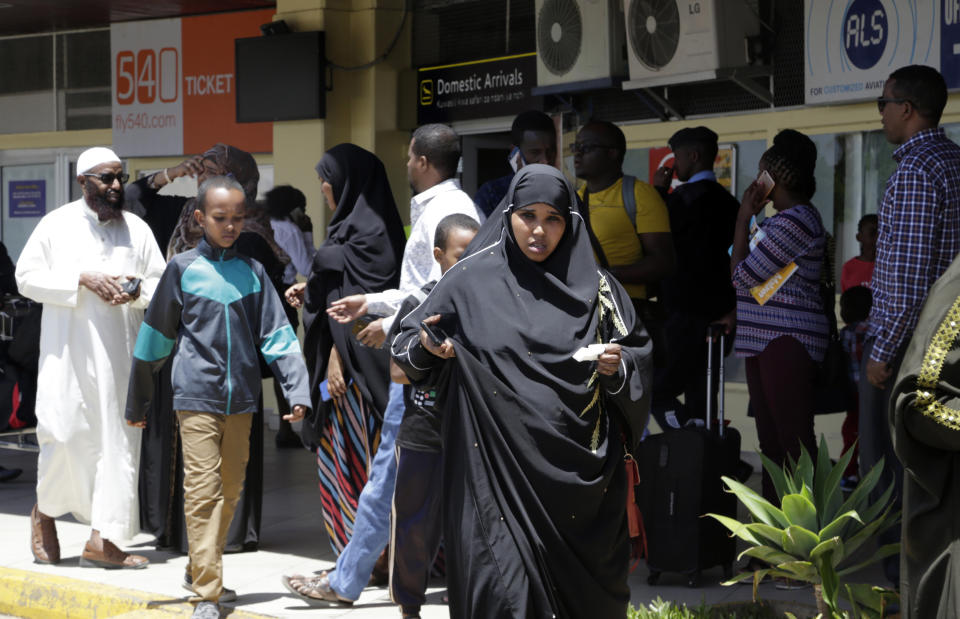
[{"left": 111, "top": 10, "right": 272, "bottom": 157}]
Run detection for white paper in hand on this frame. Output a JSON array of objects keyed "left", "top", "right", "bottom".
[{"left": 572, "top": 343, "right": 606, "bottom": 362}]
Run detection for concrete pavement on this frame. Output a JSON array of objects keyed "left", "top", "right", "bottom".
[{"left": 0, "top": 422, "right": 884, "bottom": 618}]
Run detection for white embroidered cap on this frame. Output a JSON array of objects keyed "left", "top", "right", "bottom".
[{"left": 77, "top": 147, "right": 121, "bottom": 175}]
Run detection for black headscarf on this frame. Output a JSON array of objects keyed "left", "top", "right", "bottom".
[
  {"left": 302, "top": 144, "right": 406, "bottom": 415},
  {"left": 394, "top": 164, "right": 651, "bottom": 618}
]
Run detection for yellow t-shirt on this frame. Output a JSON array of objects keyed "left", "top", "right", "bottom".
[{"left": 578, "top": 176, "right": 670, "bottom": 299}]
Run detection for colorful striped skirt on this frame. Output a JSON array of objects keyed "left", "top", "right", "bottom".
[{"left": 316, "top": 382, "right": 382, "bottom": 555}]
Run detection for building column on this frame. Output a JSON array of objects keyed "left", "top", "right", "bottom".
[{"left": 272, "top": 0, "right": 412, "bottom": 231}]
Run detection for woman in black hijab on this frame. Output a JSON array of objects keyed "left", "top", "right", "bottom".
[
  {"left": 287, "top": 143, "right": 406, "bottom": 554},
  {"left": 391, "top": 164, "right": 652, "bottom": 618}
]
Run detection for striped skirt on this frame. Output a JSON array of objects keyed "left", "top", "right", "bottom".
[{"left": 316, "top": 382, "right": 382, "bottom": 555}]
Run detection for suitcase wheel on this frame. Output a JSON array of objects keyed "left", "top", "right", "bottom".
[
  {"left": 646, "top": 570, "right": 661, "bottom": 586},
  {"left": 686, "top": 571, "right": 700, "bottom": 588}
]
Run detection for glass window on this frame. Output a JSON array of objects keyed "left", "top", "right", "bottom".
[
  {"left": 0, "top": 29, "right": 110, "bottom": 134},
  {"left": 0, "top": 36, "right": 53, "bottom": 95}
]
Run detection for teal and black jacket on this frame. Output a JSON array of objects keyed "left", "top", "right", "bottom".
[{"left": 125, "top": 237, "right": 310, "bottom": 422}]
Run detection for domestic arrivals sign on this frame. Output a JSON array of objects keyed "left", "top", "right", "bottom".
[
  {"left": 804, "top": 0, "right": 953, "bottom": 105},
  {"left": 417, "top": 53, "right": 541, "bottom": 124},
  {"left": 111, "top": 9, "right": 274, "bottom": 156}
]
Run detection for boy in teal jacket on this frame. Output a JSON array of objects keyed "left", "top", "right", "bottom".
[{"left": 125, "top": 176, "right": 310, "bottom": 619}]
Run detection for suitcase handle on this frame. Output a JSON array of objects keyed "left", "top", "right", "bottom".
[{"left": 706, "top": 324, "right": 726, "bottom": 437}]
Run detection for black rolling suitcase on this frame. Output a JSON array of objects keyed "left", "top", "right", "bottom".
[{"left": 637, "top": 327, "right": 741, "bottom": 587}]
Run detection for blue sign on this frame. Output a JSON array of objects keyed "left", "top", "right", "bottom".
[
  {"left": 943, "top": 0, "right": 960, "bottom": 89},
  {"left": 8, "top": 180, "right": 45, "bottom": 218},
  {"left": 843, "top": 0, "right": 888, "bottom": 70}
]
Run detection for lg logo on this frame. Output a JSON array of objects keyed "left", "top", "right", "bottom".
[{"left": 843, "top": 0, "right": 888, "bottom": 70}]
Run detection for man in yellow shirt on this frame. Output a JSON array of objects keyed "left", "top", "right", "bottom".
[{"left": 573, "top": 120, "right": 675, "bottom": 301}]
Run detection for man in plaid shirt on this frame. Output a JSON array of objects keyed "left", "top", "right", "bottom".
[{"left": 863, "top": 64, "right": 960, "bottom": 586}]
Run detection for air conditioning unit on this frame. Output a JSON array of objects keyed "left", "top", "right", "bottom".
[
  {"left": 535, "top": 0, "right": 627, "bottom": 91},
  {"left": 622, "top": 0, "right": 759, "bottom": 89}
]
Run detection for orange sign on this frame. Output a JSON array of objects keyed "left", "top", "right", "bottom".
[
  {"left": 112, "top": 9, "right": 274, "bottom": 156},
  {"left": 182, "top": 10, "right": 273, "bottom": 154}
]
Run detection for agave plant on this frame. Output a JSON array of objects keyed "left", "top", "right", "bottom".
[{"left": 707, "top": 436, "right": 900, "bottom": 618}]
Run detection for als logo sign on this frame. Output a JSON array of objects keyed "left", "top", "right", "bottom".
[
  {"left": 805, "top": 0, "right": 938, "bottom": 104},
  {"left": 844, "top": 0, "right": 888, "bottom": 69}
]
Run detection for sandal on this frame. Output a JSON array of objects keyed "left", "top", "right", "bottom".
[{"left": 281, "top": 572, "right": 353, "bottom": 607}]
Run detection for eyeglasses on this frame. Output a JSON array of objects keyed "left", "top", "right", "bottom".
[
  {"left": 569, "top": 142, "right": 613, "bottom": 155},
  {"left": 877, "top": 97, "right": 912, "bottom": 112},
  {"left": 82, "top": 172, "right": 130, "bottom": 185}
]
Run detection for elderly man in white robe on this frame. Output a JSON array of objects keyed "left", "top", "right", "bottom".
[{"left": 16, "top": 147, "right": 166, "bottom": 569}]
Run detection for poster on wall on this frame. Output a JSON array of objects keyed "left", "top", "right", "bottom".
[
  {"left": 804, "top": 0, "right": 948, "bottom": 105},
  {"left": 8, "top": 180, "right": 45, "bottom": 218},
  {"left": 111, "top": 9, "right": 274, "bottom": 156},
  {"left": 648, "top": 145, "right": 737, "bottom": 195}
]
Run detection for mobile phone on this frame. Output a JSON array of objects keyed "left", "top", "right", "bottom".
[
  {"left": 319, "top": 378, "right": 353, "bottom": 401},
  {"left": 318, "top": 379, "right": 331, "bottom": 402},
  {"left": 121, "top": 277, "right": 141, "bottom": 295},
  {"left": 420, "top": 320, "right": 446, "bottom": 347},
  {"left": 757, "top": 170, "right": 775, "bottom": 199},
  {"left": 351, "top": 314, "right": 376, "bottom": 337}
]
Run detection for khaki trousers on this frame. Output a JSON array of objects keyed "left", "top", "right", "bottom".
[{"left": 178, "top": 410, "right": 253, "bottom": 602}]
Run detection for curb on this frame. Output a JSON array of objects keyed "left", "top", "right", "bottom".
[{"left": 0, "top": 567, "right": 274, "bottom": 618}]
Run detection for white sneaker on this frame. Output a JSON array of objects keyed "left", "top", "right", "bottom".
[
  {"left": 183, "top": 572, "right": 238, "bottom": 603},
  {"left": 191, "top": 601, "right": 220, "bottom": 619}
]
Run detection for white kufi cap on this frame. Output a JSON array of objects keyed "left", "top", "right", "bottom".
[{"left": 77, "top": 147, "right": 121, "bottom": 175}]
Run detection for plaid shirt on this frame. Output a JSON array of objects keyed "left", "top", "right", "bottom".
[{"left": 868, "top": 128, "right": 960, "bottom": 363}]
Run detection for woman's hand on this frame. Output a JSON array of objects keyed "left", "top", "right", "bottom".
[
  {"left": 597, "top": 343, "right": 622, "bottom": 376},
  {"left": 284, "top": 404, "right": 307, "bottom": 422},
  {"left": 738, "top": 179, "right": 768, "bottom": 221},
  {"left": 327, "top": 294, "right": 368, "bottom": 324},
  {"left": 419, "top": 314, "right": 456, "bottom": 359},
  {"left": 357, "top": 318, "right": 386, "bottom": 348},
  {"left": 285, "top": 282, "right": 306, "bottom": 308},
  {"left": 170, "top": 155, "right": 205, "bottom": 180},
  {"left": 327, "top": 346, "right": 347, "bottom": 398}
]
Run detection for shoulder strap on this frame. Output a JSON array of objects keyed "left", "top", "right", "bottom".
[{"left": 621, "top": 175, "right": 637, "bottom": 227}]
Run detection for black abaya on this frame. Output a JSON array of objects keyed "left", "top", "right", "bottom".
[
  {"left": 392, "top": 165, "right": 652, "bottom": 618},
  {"left": 892, "top": 253, "right": 960, "bottom": 618},
  {"left": 303, "top": 144, "right": 406, "bottom": 416}
]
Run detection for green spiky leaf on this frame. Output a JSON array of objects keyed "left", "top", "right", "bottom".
[
  {"left": 822, "top": 442, "right": 857, "bottom": 522},
  {"left": 837, "top": 543, "right": 901, "bottom": 577},
  {"left": 795, "top": 445, "right": 815, "bottom": 491},
  {"left": 818, "top": 510, "right": 863, "bottom": 543},
  {"left": 838, "top": 457, "right": 886, "bottom": 515},
  {"left": 775, "top": 560, "right": 819, "bottom": 582},
  {"left": 738, "top": 545, "right": 797, "bottom": 566},
  {"left": 781, "top": 524, "right": 820, "bottom": 558},
  {"left": 840, "top": 504, "right": 898, "bottom": 561},
  {"left": 782, "top": 493, "right": 819, "bottom": 532},
  {"left": 744, "top": 522, "right": 788, "bottom": 547},
  {"left": 809, "top": 537, "right": 842, "bottom": 562},
  {"left": 721, "top": 476, "right": 790, "bottom": 528},
  {"left": 759, "top": 450, "right": 791, "bottom": 500},
  {"left": 706, "top": 513, "right": 763, "bottom": 545},
  {"left": 813, "top": 435, "right": 833, "bottom": 514}
]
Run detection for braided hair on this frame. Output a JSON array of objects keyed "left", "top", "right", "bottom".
[{"left": 760, "top": 129, "right": 818, "bottom": 201}]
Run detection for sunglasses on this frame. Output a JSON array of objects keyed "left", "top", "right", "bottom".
[
  {"left": 876, "top": 97, "right": 912, "bottom": 112},
  {"left": 83, "top": 172, "right": 130, "bottom": 185}
]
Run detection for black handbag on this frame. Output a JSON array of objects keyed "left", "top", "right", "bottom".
[{"left": 813, "top": 244, "right": 855, "bottom": 415}]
